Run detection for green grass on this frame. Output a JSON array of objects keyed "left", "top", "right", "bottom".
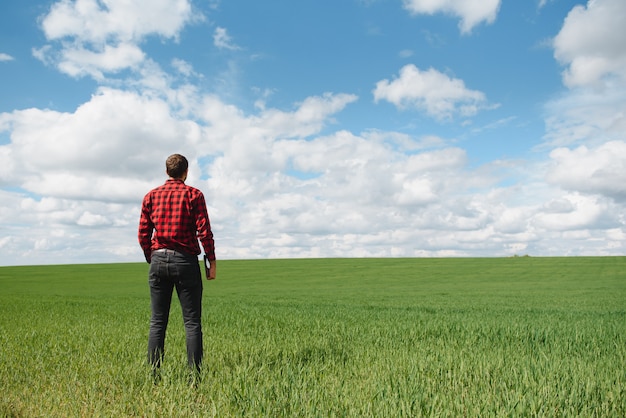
[{"left": 0, "top": 257, "right": 624, "bottom": 416}]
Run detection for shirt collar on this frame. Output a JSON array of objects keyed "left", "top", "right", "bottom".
[{"left": 166, "top": 178, "right": 185, "bottom": 184}]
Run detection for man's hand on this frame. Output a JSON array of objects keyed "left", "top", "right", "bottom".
[
  {"left": 208, "top": 260, "right": 217, "bottom": 280},
  {"left": 204, "top": 255, "right": 217, "bottom": 280}
]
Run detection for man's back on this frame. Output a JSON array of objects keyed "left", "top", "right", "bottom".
[{"left": 138, "top": 178, "right": 215, "bottom": 263}]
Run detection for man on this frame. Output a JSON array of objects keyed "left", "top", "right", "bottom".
[{"left": 138, "top": 154, "right": 216, "bottom": 378}]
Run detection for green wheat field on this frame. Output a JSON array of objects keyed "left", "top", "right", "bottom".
[{"left": 1, "top": 257, "right": 624, "bottom": 417}]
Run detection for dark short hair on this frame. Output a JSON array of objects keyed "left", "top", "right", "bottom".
[{"left": 166, "top": 154, "right": 188, "bottom": 178}]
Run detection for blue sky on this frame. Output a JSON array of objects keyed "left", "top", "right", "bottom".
[{"left": 1, "top": 0, "right": 626, "bottom": 265}]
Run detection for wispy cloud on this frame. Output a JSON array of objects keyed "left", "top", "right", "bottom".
[{"left": 213, "top": 27, "right": 241, "bottom": 50}]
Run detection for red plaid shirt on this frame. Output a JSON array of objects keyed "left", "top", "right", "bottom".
[{"left": 138, "top": 178, "right": 215, "bottom": 262}]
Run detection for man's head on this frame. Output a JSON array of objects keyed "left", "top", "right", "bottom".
[{"left": 166, "top": 154, "right": 188, "bottom": 179}]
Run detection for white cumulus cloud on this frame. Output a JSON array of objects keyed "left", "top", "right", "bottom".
[
  {"left": 402, "top": 0, "right": 501, "bottom": 34},
  {"left": 373, "top": 65, "right": 493, "bottom": 121},
  {"left": 546, "top": 141, "right": 626, "bottom": 201},
  {"left": 41, "top": 0, "right": 194, "bottom": 43},
  {"left": 553, "top": 0, "right": 626, "bottom": 88},
  {"left": 35, "top": 0, "right": 198, "bottom": 78},
  {"left": 0, "top": 87, "right": 200, "bottom": 202}
]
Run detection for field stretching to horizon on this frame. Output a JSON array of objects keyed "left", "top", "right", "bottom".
[{"left": 0, "top": 257, "right": 624, "bottom": 416}]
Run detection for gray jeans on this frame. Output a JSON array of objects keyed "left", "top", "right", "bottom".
[{"left": 147, "top": 249, "right": 203, "bottom": 372}]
